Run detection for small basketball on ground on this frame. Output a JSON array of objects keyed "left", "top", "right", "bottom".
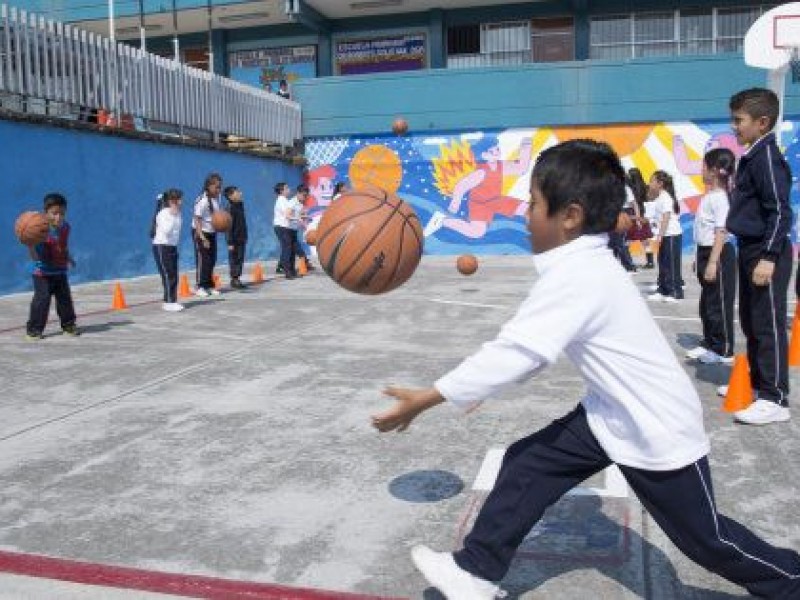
[
  {"left": 305, "top": 229, "right": 318, "bottom": 246},
  {"left": 392, "top": 118, "right": 409, "bottom": 136},
  {"left": 457, "top": 254, "right": 478, "bottom": 276},
  {"left": 14, "top": 211, "right": 49, "bottom": 246},
  {"left": 211, "top": 210, "right": 232, "bottom": 232},
  {"left": 315, "top": 185, "right": 423, "bottom": 295}
]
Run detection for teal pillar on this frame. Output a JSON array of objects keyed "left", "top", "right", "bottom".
[
  {"left": 429, "top": 8, "right": 445, "bottom": 69},
  {"left": 317, "top": 32, "right": 332, "bottom": 77},
  {"left": 212, "top": 29, "right": 227, "bottom": 75}
]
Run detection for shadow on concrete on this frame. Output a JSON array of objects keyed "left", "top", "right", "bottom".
[
  {"left": 78, "top": 320, "right": 135, "bottom": 335},
  {"left": 389, "top": 470, "right": 464, "bottom": 503},
  {"left": 422, "top": 495, "right": 748, "bottom": 600}
]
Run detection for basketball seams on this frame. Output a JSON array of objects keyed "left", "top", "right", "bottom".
[
  {"left": 337, "top": 190, "right": 401, "bottom": 283},
  {"left": 315, "top": 195, "right": 386, "bottom": 249}
]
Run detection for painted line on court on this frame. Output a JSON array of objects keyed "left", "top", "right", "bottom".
[
  {"left": 428, "top": 298, "right": 506, "bottom": 309},
  {"left": 0, "top": 550, "right": 405, "bottom": 600},
  {"left": 473, "top": 447, "right": 629, "bottom": 498}
]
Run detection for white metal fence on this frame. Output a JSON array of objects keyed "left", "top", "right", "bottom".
[{"left": 0, "top": 3, "right": 301, "bottom": 148}]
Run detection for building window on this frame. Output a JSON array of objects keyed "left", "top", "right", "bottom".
[
  {"left": 590, "top": 5, "right": 774, "bottom": 60},
  {"left": 532, "top": 17, "right": 574, "bottom": 62},
  {"left": 447, "top": 24, "right": 480, "bottom": 56},
  {"left": 480, "top": 21, "right": 531, "bottom": 66}
]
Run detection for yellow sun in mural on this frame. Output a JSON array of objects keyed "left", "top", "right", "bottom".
[{"left": 349, "top": 145, "right": 403, "bottom": 193}]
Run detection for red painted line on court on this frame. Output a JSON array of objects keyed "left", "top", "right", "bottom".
[{"left": 0, "top": 550, "right": 407, "bottom": 599}]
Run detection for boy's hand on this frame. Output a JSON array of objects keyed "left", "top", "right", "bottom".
[
  {"left": 752, "top": 259, "right": 775, "bottom": 286},
  {"left": 703, "top": 261, "right": 717, "bottom": 283},
  {"left": 371, "top": 387, "right": 445, "bottom": 433}
]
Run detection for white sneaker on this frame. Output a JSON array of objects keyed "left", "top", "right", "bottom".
[
  {"left": 685, "top": 346, "right": 708, "bottom": 360},
  {"left": 647, "top": 283, "right": 658, "bottom": 293},
  {"left": 698, "top": 350, "right": 723, "bottom": 364},
  {"left": 209, "top": 288, "right": 221, "bottom": 296},
  {"left": 423, "top": 211, "right": 446, "bottom": 237},
  {"left": 662, "top": 296, "right": 680, "bottom": 303},
  {"left": 647, "top": 292, "right": 664, "bottom": 302},
  {"left": 162, "top": 302, "right": 185, "bottom": 312},
  {"left": 411, "top": 545, "right": 504, "bottom": 600},
  {"left": 194, "top": 288, "right": 209, "bottom": 298},
  {"left": 716, "top": 385, "right": 729, "bottom": 397},
  {"left": 734, "top": 399, "right": 790, "bottom": 425}
]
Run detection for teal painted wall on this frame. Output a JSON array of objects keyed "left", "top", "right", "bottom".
[{"left": 294, "top": 55, "right": 800, "bottom": 137}]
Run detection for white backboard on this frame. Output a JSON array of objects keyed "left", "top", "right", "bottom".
[{"left": 745, "top": 3, "right": 800, "bottom": 70}]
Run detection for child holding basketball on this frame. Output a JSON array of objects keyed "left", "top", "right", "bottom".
[
  {"left": 372, "top": 139, "right": 800, "bottom": 600},
  {"left": 25, "top": 193, "right": 79, "bottom": 339},
  {"left": 150, "top": 189, "right": 184, "bottom": 312},
  {"left": 685, "top": 149, "right": 736, "bottom": 365},
  {"left": 725, "top": 88, "right": 793, "bottom": 425},
  {"left": 193, "top": 173, "right": 223, "bottom": 297}
]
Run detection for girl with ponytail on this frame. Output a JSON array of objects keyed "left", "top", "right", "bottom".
[{"left": 647, "top": 170, "right": 684, "bottom": 302}]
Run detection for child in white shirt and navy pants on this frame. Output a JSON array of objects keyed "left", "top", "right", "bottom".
[
  {"left": 150, "top": 189, "right": 184, "bottom": 312},
  {"left": 193, "top": 173, "right": 223, "bottom": 296},
  {"left": 686, "top": 148, "right": 737, "bottom": 365},
  {"left": 373, "top": 139, "right": 800, "bottom": 600}
]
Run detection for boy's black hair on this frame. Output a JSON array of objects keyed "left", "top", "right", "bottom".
[
  {"left": 274, "top": 182, "right": 288, "bottom": 195},
  {"left": 333, "top": 182, "right": 346, "bottom": 194},
  {"left": 296, "top": 184, "right": 309, "bottom": 193},
  {"left": 223, "top": 186, "right": 238, "bottom": 199},
  {"left": 729, "top": 88, "right": 780, "bottom": 130},
  {"left": 43, "top": 193, "right": 67, "bottom": 211},
  {"left": 532, "top": 139, "right": 625, "bottom": 234}
]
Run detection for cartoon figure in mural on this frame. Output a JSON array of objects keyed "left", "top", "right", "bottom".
[
  {"left": 304, "top": 165, "right": 337, "bottom": 213},
  {"left": 425, "top": 137, "right": 533, "bottom": 238}
]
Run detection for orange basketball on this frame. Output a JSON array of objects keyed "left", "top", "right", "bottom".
[
  {"left": 305, "top": 229, "right": 318, "bottom": 246},
  {"left": 211, "top": 210, "right": 232, "bottom": 232},
  {"left": 316, "top": 186, "right": 423, "bottom": 295},
  {"left": 457, "top": 254, "right": 478, "bottom": 276},
  {"left": 392, "top": 117, "right": 408, "bottom": 136},
  {"left": 14, "top": 211, "right": 49, "bottom": 246}
]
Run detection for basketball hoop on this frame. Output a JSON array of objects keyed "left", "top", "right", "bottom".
[{"left": 791, "top": 47, "right": 800, "bottom": 83}]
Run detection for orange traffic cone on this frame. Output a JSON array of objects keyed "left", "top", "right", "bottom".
[
  {"left": 722, "top": 354, "right": 753, "bottom": 412},
  {"left": 251, "top": 262, "right": 264, "bottom": 284},
  {"left": 628, "top": 240, "right": 644, "bottom": 257},
  {"left": 178, "top": 274, "right": 191, "bottom": 299},
  {"left": 213, "top": 273, "right": 222, "bottom": 289},
  {"left": 789, "top": 308, "right": 800, "bottom": 367},
  {"left": 297, "top": 257, "right": 308, "bottom": 276},
  {"left": 111, "top": 282, "right": 128, "bottom": 310}
]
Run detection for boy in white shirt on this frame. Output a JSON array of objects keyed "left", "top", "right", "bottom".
[
  {"left": 372, "top": 140, "right": 800, "bottom": 599},
  {"left": 273, "top": 182, "right": 298, "bottom": 279}
]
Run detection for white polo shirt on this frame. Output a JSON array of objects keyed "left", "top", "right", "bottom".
[
  {"left": 273, "top": 194, "right": 293, "bottom": 228},
  {"left": 435, "top": 235, "right": 709, "bottom": 471},
  {"left": 694, "top": 189, "right": 729, "bottom": 247},
  {"left": 193, "top": 193, "right": 221, "bottom": 234},
  {"left": 152, "top": 208, "right": 182, "bottom": 246},
  {"left": 652, "top": 191, "right": 683, "bottom": 237}
]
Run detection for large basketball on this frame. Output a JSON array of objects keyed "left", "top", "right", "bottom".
[
  {"left": 392, "top": 118, "right": 409, "bottom": 136},
  {"left": 315, "top": 186, "right": 423, "bottom": 295},
  {"left": 211, "top": 210, "right": 232, "bottom": 232},
  {"left": 457, "top": 254, "right": 478, "bottom": 276},
  {"left": 14, "top": 211, "right": 49, "bottom": 246}
]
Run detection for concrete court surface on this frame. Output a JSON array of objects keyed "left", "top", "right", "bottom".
[{"left": 0, "top": 255, "right": 798, "bottom": 600}]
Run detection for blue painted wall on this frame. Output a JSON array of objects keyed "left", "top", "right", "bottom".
[
  {"left": 294, "top": 55, "right": 800, "bottom": 137},
  {"left": 1, "top": 119, "right": 301, "bottom": 295}
]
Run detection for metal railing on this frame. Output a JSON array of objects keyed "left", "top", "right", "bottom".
[{"left": 0, "top": 3, "right": 301, "bottom": 148}]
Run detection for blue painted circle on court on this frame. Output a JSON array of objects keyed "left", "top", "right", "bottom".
[{"left": 388, "top": 470, "right": 464, "bottom": 503}]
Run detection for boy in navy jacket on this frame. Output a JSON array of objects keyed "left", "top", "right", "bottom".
[{"left": 725, "top": 88, "right": 793, "bottom": 425}]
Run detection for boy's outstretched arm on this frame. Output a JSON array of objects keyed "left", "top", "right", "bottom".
[{"left": 372, "top": 387, "right": 445, "bottom": 432}]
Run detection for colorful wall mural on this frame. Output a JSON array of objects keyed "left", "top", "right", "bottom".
[{"left": 304, "top": 120, "right": 800, "bottom": 255}]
